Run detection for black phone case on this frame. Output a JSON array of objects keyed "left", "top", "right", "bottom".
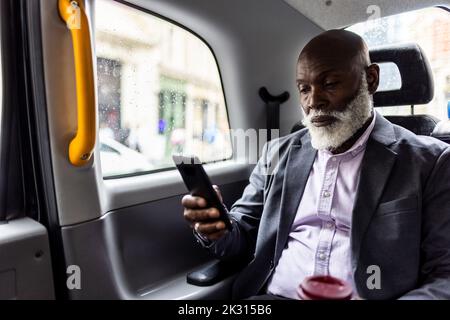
[{"left": 173, "top": 155, "right": 232, "bottom": 230}]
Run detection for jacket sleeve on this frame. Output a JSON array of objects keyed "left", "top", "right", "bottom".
[
  {"left": 196, "top": 141, "right": 271, "bottom": 262},
  {"left": 399, "top": 146, "right": 450, "bottom": 299}
]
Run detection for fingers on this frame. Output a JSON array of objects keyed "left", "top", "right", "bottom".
[
  {"left": 193, "top": 221, "right": 227, "bottom": 240},
  {"left": 184, "top": 207, "right": 220, "bottom": 222},
  {"left": 182, "top": 194, "right": 207, "bottom": 208},
  {"left": 212, "top": 185, "right": 223, "bottom": 203},
  {"left": 181, "top": 189, "right": 228, "bottom": 242},
  {"left": 194, "top": 220, "right": 226, "bottom": 233}
]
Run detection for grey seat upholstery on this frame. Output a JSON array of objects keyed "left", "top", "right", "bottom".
[{"left": 384, "top": 114, "right": 439, "bottom": 136}]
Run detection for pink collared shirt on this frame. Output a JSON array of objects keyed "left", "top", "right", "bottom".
[{"left": 267, "top": 112, "right": 377, "bottom": 299}]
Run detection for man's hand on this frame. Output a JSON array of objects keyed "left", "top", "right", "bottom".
[{"left": 182, "top": 185, "right": 229, "bottom": 241}]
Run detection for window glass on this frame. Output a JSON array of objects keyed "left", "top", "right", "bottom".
[
  {"left": 377, "top": 62, "right": 402, "bottom": 92},
  {"left": 347, "top": 7, "right": 450, "bottom": 120},
  {"left": 95, "top": 0, "right": 232, "bottom": 178}
]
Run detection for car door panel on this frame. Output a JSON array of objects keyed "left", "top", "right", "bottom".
[
  {"left": 61, "top": 180, "right": 247, "bottom": 299},
  {"left": 0, "top": 218, "right": 54, "bottom": 299},
  {"left": 0, "top": 0, "right": 55, "bottom": 300}
]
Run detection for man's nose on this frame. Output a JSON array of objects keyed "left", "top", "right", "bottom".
[{"left": 308, "top": 88, "right": 327, "bottom": 111}]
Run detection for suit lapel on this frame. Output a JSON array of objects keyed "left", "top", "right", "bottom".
[
  {"left": 274, "top": 135, "right": 317, "bottom": 262},
  {"left": 351, "top": 115, "right": 398, "bottom": 270},
  {"left": 272, "top": 113, "right": 398, "bottom": 271}
]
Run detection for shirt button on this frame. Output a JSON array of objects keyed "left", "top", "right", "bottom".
[
  {"left": 318, "top": 252, "right": 326, "bottom": 260},
  {"left": 331, "top": 157, "right": 337, "bottom": 162},
  {"left": 323, "top": 191, "right": 330, "bottom": 197},
  {"left": 326, "top": 222, "right": 333, "bottom": 228}
]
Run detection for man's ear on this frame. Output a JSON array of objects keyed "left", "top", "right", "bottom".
[{"left": 366, "top": 64, "right": 380, "bottom": 95}]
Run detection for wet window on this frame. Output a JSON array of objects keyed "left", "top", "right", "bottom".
[
  {"left": 95, "top": 0, "right": 232, "bottom": 178},
  {"left": 376, "top": 62, "right": 402, "bottom": 92}
]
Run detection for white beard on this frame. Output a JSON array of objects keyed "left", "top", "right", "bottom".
[{"left": 302, "top": 73, "right": 373, "bottom": 151}]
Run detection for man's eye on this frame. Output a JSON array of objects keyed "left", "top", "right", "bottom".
[
  {"left": 299, "top": 87, "right": 310, "bottom": 94},
  {"left": 324, "top": 81, "right": 338, "bottom": 88}
]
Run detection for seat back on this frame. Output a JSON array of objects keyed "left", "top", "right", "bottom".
[
  {"left": 383, "top": 114, "right": 439, "bottom": 136},
  {"left": 370, "top": 43, "right": 434, "bottom": 108},
  {"left": 371, "top": 43, "right": 436, "bottom": 136}
]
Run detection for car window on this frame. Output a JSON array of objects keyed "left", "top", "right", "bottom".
[
  {"left": 100, "top": 143, "right": 120, "bottom": 155},
  {"left": 95, "top": 0, "right": 232, "bottom": 178},
  {"left": 347, "top": 7, "right": 450, "bottom": 120}
]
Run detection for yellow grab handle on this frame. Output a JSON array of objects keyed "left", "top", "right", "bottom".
[{"left": 59, "top": 0, "right": 96, "bottom": 166}]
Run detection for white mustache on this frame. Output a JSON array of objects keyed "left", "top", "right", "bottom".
[{"left": 303, "top": 109, "right": 346, "bottom": 124}]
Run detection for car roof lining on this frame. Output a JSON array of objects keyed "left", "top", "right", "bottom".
[{"left": 283, "top": 0, "right": 450, "bottom": 30}]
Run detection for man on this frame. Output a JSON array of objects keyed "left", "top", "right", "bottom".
[{"left": 182, "top": 29, "right": 450, "bottom": 299}]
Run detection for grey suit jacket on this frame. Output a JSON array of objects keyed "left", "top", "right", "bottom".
[{"left": 204, "top": 113, "right": 450, "bottom": 300}]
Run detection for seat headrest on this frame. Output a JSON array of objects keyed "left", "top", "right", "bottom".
[{"left": 370, "top": 43, "right": 434, "bottom": 107}]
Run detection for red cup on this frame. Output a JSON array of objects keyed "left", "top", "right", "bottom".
[{"left": 297, "top": 275, "right": 353, "bottom": 300}]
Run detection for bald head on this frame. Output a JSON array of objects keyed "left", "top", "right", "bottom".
[
  {"left": 296, "top": 29, "right": 379, "bottom": 116},
  {"left": 299, "top": 29, "right": 371, "bottom": 72}
]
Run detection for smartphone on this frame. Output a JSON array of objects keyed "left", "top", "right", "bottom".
[{"left": 173, "top": 155, "right": 232, "bottom": 230}]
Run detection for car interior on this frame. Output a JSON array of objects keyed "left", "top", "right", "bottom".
[{"left": 0, "top": 0, "right": 449, "bottom": 300}]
